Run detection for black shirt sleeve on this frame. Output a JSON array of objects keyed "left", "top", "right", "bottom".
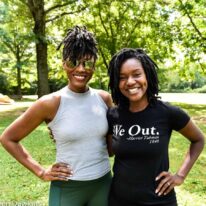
[
  {"left": 107, "top": 107, "right": 120, "bottom": 135},
  {"left": 167, "top": 103, "right": 190, "bottom": 131}
]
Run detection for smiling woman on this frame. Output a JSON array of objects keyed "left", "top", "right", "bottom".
[
  {"left": 119, "top": 58, "right": 148, "bottom": 111},
  {"left": 106, "top": 48, "right": 205, "bottom": 206},
  {"left": 63, "top": 57, "right": 95, "bottom": 93},
  {"left": 0, "top": 26, "right": 113, "bottom": 206}
]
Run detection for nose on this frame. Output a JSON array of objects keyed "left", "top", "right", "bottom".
[
  {"left": 126, "top": 76, "right": 136, "bottom": 86},
  {"left": 76, "top": 63, "right": 85, "bottom": 71}
]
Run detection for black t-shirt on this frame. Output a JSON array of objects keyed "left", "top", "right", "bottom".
[{"left": 107, "top": 100, "right": 190, "bottom": 205}]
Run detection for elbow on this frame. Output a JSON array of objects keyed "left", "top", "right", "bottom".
[
  {"left": 0, "top": 134, "right": 13, "bottom": 148},
  {"left": 200, "top": 136, "right": 205, "bottom": 151},
  {"left": 0, "top": 134, "right": 7, "bottom": 147},
  {"left": 192, "top": 135, "right": 205, "bottom": 152},
  {"left": 0, "top": 135, "right": 4, "bottom": 144},
  {"left": 108, "top": 151, "right": 114, "bottom": 157},
  {"left": 107, "top": 146, "right": 114, "bottom": 157},
  {"left": 199, "top": 134, "right": 205, "bottom": 150}
]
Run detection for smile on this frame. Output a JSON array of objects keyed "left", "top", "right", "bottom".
[
  {"left": 128, "top": 87, "right": 140, "bottom": 94},
  {"left": 73, "top": 74, "right": 86, "bottom": 80}
]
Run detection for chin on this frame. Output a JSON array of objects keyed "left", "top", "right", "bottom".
[{"left": 129, "top": 95, "right": 145, "bottom": 102}]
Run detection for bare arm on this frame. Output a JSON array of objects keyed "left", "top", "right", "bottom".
[
  {"left": 156, "top": 120, "right": 205, "bottom": 196},
  {"left": 98, "top": 90, "right": 114, "bottom": 156},
  {"left": 0, "top": 95, "right": 72, "bottom": 181},
  {"left": 176, "top": 120, "right": 205, "bottom": 178},
  {"left": 98, "top": 89, "right": 113, "bottom": 108},
  {"left": 106, "top": 134, "right": 114, "bottom": 157}
]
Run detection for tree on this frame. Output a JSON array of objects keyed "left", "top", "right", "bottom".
[
  {"left": 1, "top": 0, "right": 205, "bottom": 94},
  {"left": 19, "top": 0, "right": 86, "bottom": 97},
  {"left": 0, "top": 1, "right": 35, "bottom": 97},
  {"left": 78, "top": 0, "right": 176, "bottom": 89},
  {"left": 1, "top": 31, "right": 33, "bottom": 97},
  {"left": 168, "top": 0, "right": 206, "bottom": 72}
]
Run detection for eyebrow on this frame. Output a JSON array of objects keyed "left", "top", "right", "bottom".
[{"left": 120, "top": 68, "right": 142, "bottom": 74}]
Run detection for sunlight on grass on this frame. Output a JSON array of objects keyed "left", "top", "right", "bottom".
[{"left": 176, "top": 187, "right": 206, "bottom": 206}]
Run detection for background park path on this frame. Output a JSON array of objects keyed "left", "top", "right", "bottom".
[
  {"left": 0, "top": 93, "right": 206, "bottom": 112},
  {"left": 159, "top": 93, "right": 206, "bottom": 105}
]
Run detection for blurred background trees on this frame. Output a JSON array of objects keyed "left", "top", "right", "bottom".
[{"left": 0, "top": 0, "right": 205, "bottom": 97}]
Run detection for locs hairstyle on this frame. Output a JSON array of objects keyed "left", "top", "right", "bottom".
[
  {"left": 57, "top": 26, "right": 98, "bottom": 62},
  {"left": 108, "top": 48, "right": 159, "bottom": 107}
]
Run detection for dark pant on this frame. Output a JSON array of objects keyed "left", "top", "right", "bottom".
[{"left": 49, "top": 172, "right": 112, "bottom": 206}]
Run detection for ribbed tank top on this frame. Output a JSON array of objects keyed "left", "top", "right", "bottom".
[{"left": 48, "top": 86, "right": 110, "bottom": 180}]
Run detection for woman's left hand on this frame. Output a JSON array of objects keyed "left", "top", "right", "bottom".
[{"left": 155, "top": 171, "right": 184, "bottom": 196}]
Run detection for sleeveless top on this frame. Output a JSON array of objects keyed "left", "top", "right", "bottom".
[{"left": 48, "top": 86, "right": 110, "bottom": 180}]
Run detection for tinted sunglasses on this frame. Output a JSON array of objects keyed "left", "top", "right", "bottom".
[{"left": 65, "top": 59, "right": 95, "bottom": 70}]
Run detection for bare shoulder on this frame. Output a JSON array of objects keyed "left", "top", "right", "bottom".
[
  {"left": 97, "top": 89, "right": 113, "bottom": 108},
  {"left": 26, "top": 92, "right": 61, "bottom": 122},
  {"left": 35, "top": 93, "right": 61, "bottom": 122},
  {"left": 38, "top": 93, "right": 60, "bottom": 109}
]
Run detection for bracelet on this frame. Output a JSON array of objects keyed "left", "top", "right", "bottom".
[
  {"left": 176, "top": 173, "right": 185, "bottom": 180},
  {"left": 38, "top": 169, "right": 45, "bottom": 179}
]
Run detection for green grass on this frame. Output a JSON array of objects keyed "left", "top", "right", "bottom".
[
  {"left": 0, "top": 108, "right": 55, "bottom": 205},
  {"left": 168, "top": 103, "right": 206, "bottom": 206},
  {"left": 0, "top": 103, "right": 206, "bottom": 205}
]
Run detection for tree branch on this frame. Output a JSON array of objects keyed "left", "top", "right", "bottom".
[
  {"left": 2, "top": 41, "right": 16, "bottom": 55},
  {"left": 45, "top": 1, "right": 76, "bottom": 14},
  {"left": 178, "top": 0, "right": 206, "bottom": 40},
  {"left": 19, "top": 0, "right": 29, "bottom": 7},
  {"left": 26, "top": 0, "right": 36, "bottom": 17},
  {"left": 46, "top": 6, "right": 87, "bottom": 23},
  {"left": 198, "top": 60, "right": 205, "bottom": 73},
  {"left": 98, "top": 45, "right": 108, "bottom": 69},
  {"left": 97, "top": 2, "right": 110, "bottom": 38}
]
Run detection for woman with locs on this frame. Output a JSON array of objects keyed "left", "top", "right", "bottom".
[
  {"left": 106, "top": 48, "right": 205, "bottom": 206},
  {"left": 0, "top": 26, "right": 113, "bottom": 206}
]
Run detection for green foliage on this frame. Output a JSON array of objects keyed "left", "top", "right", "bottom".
[
  {"left": 160, "top": 64, "right": 206, "bottom": 92},
  {"left": 0, "top": 0, "right": 206, "bottom": 94},
  {"left": 193, "top": 85, "right": 206, "bottom": 93},
  {"left": 0, "top": 74, "right": 9, "bottom": 93},
  {"left": 0, "top": 0, "right": 36, "bottom": 95}
]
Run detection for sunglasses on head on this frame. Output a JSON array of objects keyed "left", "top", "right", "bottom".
[{"left": 65, "top": 59, "right": 95, "bottom": 70}]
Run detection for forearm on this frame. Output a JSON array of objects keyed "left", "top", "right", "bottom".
[
  {"left": 1, "top": 139, "right": 45, "bottom": 178},
  {"left": 106, "top": 134, "right": 114, "bottom": 157},
  {"left": 177, "top": 139, "right": 204, "bottom": 178}
]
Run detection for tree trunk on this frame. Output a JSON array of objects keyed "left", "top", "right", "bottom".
[
  {"left": 35, "top": 32, "right": 49, "bottom": 97},
  {"left": 16, "top": 59, "right": 22, "bottom": 99},
  {"left": 16, "top": 46, "right": 22, "bottom": 98},
  {"left": 27, "top": 0, "right": 49, "bottom": 97}
]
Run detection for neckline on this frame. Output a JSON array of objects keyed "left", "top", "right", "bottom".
[
  {"left": 66, "top": 86, "right": 91, "bottom": 97},
  {"left": 126, "top": 103, "right": 150, "bottom": 115}
]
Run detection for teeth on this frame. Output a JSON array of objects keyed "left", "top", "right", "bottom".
[
  {"left": 128, "top": 88, "right": 139, "bottom": 94},
  {"left": 74, "top": 75, "right": 85, "bottom": 80}
]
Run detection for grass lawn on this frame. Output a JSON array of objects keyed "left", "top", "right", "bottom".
[{"left": 0, "top": 103, "right": 205, "bottom": 206}]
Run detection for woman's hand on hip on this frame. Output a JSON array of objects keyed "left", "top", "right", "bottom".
[
  {"left": 40, "top": 162, "right": 73, "bottom": 181},
  {"left": 155, "top": 171, "right": 184, "bottom": 196}
]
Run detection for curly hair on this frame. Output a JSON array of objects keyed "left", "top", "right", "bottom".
[
  {"left": 108, "top": 48, "right": 159, "bottom": 107},
  {"left": 57, "top": 26, "right": 98, "bottom": 61}
]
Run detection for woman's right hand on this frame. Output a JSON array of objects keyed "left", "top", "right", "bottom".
[{"left": 40, "top": 162, "right": 73, "bottom": 181}]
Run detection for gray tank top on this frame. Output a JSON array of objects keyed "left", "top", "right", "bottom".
[{"left": 48, "top": 86, "right": 110, "bottom": 180}]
